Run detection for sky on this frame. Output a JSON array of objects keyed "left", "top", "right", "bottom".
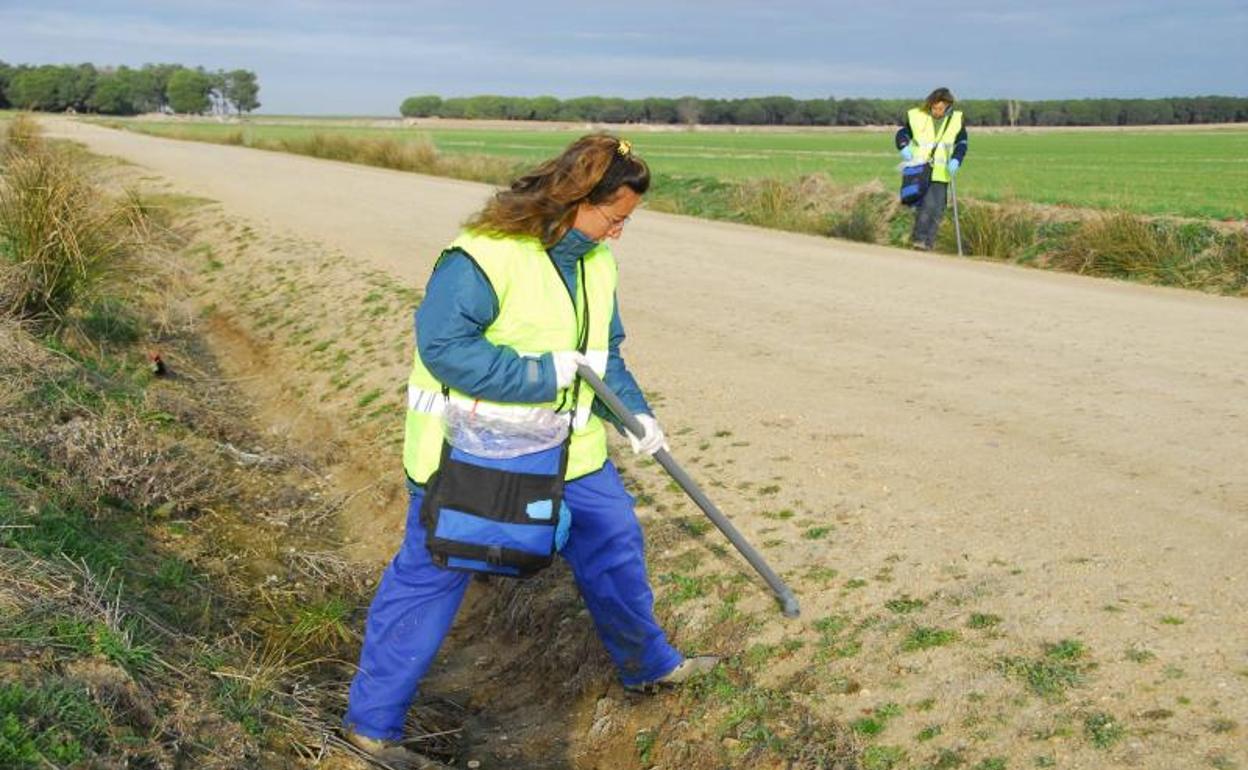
[{"left": 1, "top": 0, "right": 1245, "bottom": 115}]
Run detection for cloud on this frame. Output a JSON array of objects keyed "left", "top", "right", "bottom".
[
  {"left": 1, "top": 0, "right": 1242, "bottom": 112},
  {"left": 0, "top": 7, "right": 467, "bottom": 61}
]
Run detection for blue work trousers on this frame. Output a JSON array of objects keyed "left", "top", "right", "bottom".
[{"left": 343, "top": 461, "right": 682, "bottom": 740}]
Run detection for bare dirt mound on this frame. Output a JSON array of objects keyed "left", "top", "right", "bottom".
[{"left": 43, "top": 116, "right": 1248, "bottom": 769}]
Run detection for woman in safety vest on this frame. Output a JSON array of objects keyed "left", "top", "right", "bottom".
[
  {"left": 343, "top": 134, "right": 718, "bottom": 765},
  {"left": 896, "top": 87, "right": 969, "bottom": 250}
]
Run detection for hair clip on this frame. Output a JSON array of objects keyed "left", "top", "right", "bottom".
[{"left": 617, "top": 139, "right": 632, "bottom": 156}]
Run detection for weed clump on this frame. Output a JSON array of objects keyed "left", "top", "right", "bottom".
[
  {"left": 1083, "top": 711, "right": 1126, "bottom": 748},
  {"left": 0, "top": 679, "right": 111, "bottom": 766},
  {"left": 998, "top": 638, "right": 1092, "bottom": 699},
  {"left": 0, "top": 130, "right": 127, "bottom": 325},
  {"left": 828, "top": 191, "right": 894, "bottom": 244},
  {"left": 901, "top": 626, "right": 959, "bottom": 652},
  {"left": 938, "top": 200, "right": 1037, "bottom": 260},
  {"left": 1049, "top": 212, "right": 1185, "bottom": 282}
]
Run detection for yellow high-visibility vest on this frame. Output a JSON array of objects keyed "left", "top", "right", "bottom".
[
  {"left": 905, "top": 107, "right": 964, "bottom": 183},
  {"left": 403, "top": 230, "right": 616, "bottom": 483}
]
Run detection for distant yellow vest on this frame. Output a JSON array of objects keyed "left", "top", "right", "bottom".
[
  {"left": 906, "top": 107, "right": 964, "bottom": 183},
  {"left": 403, "top": 230, "right": 616, "bottom": 483}
]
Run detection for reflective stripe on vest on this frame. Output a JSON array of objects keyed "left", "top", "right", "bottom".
[
  {"left": 402, "top": 230, "right": 617, "bottom": 484},
  {"left": 906, "top": 107, "right": 963, "bottom": 183}
]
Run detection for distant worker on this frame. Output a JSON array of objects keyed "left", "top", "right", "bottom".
[
  {"left": 343, "top": 134, "right": 718, "bottom": 767},
  {"left": 896, "top": 87, "right": 969, "bottom": 251}
]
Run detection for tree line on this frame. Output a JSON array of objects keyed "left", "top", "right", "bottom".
[
  {"left": 0, "top": 62, "right": 260, "bottom": 116},
  {"left": 400, "top": 94, "right": 1248, "bottom": 127}
]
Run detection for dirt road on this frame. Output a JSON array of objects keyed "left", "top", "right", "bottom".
[{"left": 46, "top": 118, "right": 1247, "bottom": 766}]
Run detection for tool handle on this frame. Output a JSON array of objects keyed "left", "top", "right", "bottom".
[{"left": 577, "top": 365, "right": 800, "bottom": 617}]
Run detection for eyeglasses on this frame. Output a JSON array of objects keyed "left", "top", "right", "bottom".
[{"left": 594, "top": 205, "right": 631, "bottom": 232}]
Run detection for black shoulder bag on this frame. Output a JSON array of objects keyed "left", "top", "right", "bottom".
[{"left": 420, "top": 259, "right": 589, "bottom": 578}]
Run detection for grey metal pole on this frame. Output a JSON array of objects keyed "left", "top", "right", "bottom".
[
  {"left": 577, "top": 365, "right": 801, "bottom": 618},
  {"left": 951, "top": 175, "right": 964, "bottom": 257}
]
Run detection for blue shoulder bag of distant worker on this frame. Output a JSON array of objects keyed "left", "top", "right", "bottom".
[{"left": 899, "top": 113, "right": 954, "bottom": 206}]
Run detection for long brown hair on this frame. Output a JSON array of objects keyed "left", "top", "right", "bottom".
[
  {"left": 923, "top": 87, "right": 956, "bottom": 113},
  {"left": 465, "top": 133, "right": 650, "bottom": 246}
]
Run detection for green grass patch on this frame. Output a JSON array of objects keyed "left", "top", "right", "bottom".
[
  {"left": 1083, "top": 711, "right": 1126, "bottom": 749},
  {"left": 998, "top": 639, "right": 1091, "bottom": 699},
  {"left": 916, "top": 724, "right": 942, "bottom": 741},
  {"left": 212, "top": 677, "right": 271, "bottom": 737},
  {"left": 885, "top": 596, "right": 926, "bottom": 614},
  {"left": 851, "top": 702, "right": 903, "bottom": 736},
  {"left": 355, "top": 388, "right": 383, "bottom": 408},
  {"left": 98, "top": 118, "right": 1248, "bottom": 219},
  {"left": 634, "top": 729, "right": 656, "bottom": 763},
  {"left": 803, "top": 566, "right": 839, "bottom": 583},
  {"left": 289, "top": 597, "right": 353, "bottom": 651},
  {"left": 758, "top": 508, "right": 795, "bottom": 520},
  {"left": 674, "top": 516, "right": 710, "bottom": 537},
  {"left": 920, "top": 748, "right": 967, "bottom": 769},
  {"left": 1124, "top": 647, "right": 1156, "bottom": 663},
  {"left": 862, "top": 745, "right": 908, "bottom": 770},
  {"left": 813, "top": 614, "right": 869, "bottom": 660},
  {"left": 967, "top": 612, "right": 1003, "bottom": 629},
  {"left": 80, "top": 297, "right": 142, "bottom": 344},
  {"left": 0, "top": 680, "right": 111, "bottom": 768},
  {"left": 1209, "top": 718, "right": 1237, "bottom": 734},
  {"left": 901, "top": 627, "right": 959, "bottom": 652},
  {"left": 657, "top": 572, "right": 712, "bottom": 606}
]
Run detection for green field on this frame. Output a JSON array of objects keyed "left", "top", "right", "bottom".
[{"left": 96, "top": 118, "right": 1247, "bottom": 220}]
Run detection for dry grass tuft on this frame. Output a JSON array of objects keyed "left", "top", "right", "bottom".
[
  {"left": 3, "top": 113, "right": 44, "bottom": 156},
  {"left": 940, "top": 200, "right": 1038, "bottom": 260},
  {"left": 1048, "top": 212, "right": 1183, "bottom": 281},
  {"left": 828, "top": 183, "right": 897, "bottom": 244},
  {"left": 37, "top": 409, "right": 224, "bottom": 517},
  {"left": 0, "top": 118, "right": 176, "bottom": 333},
  {"left": 731, "top": 175, "right": 834, "bottom": 234},
  {"left": 1208, "top": 226, "right": 1248, "bottom": 295},
  {"left": 260, "top": 131, "right": 517, "bottom": 185},
  {"left": 0, "top": 149, "right": 125, "bottom": 324}
]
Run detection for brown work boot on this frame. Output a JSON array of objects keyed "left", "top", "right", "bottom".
[
  {"left": 624, "top": 655, "right": 720, "bottom": 694},
  {"left": 345, "top": 730, "right": 449, "bottom": 769}
]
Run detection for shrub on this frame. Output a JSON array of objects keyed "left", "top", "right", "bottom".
[
  {"left": 3, "top": 114, "right": 44, "bottom": 157},
  {"left": 732, "top": 178, "right": 814, "bottom": 232},
  {"left": 1047, "top": 212, "right": 1187, "bottom": 284},
  {"left": 0, "top": 122, "right": 139, "bottom": 327},
  {"left": 828, "top": 192, "right": 891, "bottom": 244},
  {"left": 938, "top": 201, "right": 1037, "bottom": 260},
  {"left": 1208, "top": 227, "right": 1248, "bottom": 295}
]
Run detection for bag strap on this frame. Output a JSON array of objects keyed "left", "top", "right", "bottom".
[
  {"left": 929, "top": 112, "right": 955, "bottom": 165},
  {"left": 561, "top": 256, "right": 590, "bottom": 422}
]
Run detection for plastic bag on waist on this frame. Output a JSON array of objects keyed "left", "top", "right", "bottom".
[{"left": 443, "top": 399, "right": 570, "bottom": 459}]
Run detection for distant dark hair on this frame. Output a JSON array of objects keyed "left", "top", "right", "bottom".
[
  {"left": 924, "top": 87, "right": 956, "bottom": 112},
  {"left": 466, "top": 133, "right": 650, "bottom": 247}
]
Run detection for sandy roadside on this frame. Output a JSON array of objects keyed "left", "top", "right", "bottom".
[{"left": 42, "top": 116, "right": 1248, "bottom": 767}]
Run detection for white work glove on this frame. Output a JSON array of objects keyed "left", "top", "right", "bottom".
[
  {"left": 626, "top": 414, "right": 670, "bottom": 455},
  {"left": 550, "top": 351, "right": 589, "bottom": 389}
]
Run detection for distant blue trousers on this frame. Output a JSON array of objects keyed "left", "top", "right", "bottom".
[{"left": 343, "top": 461, "right": 682, "bottom": 740}]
